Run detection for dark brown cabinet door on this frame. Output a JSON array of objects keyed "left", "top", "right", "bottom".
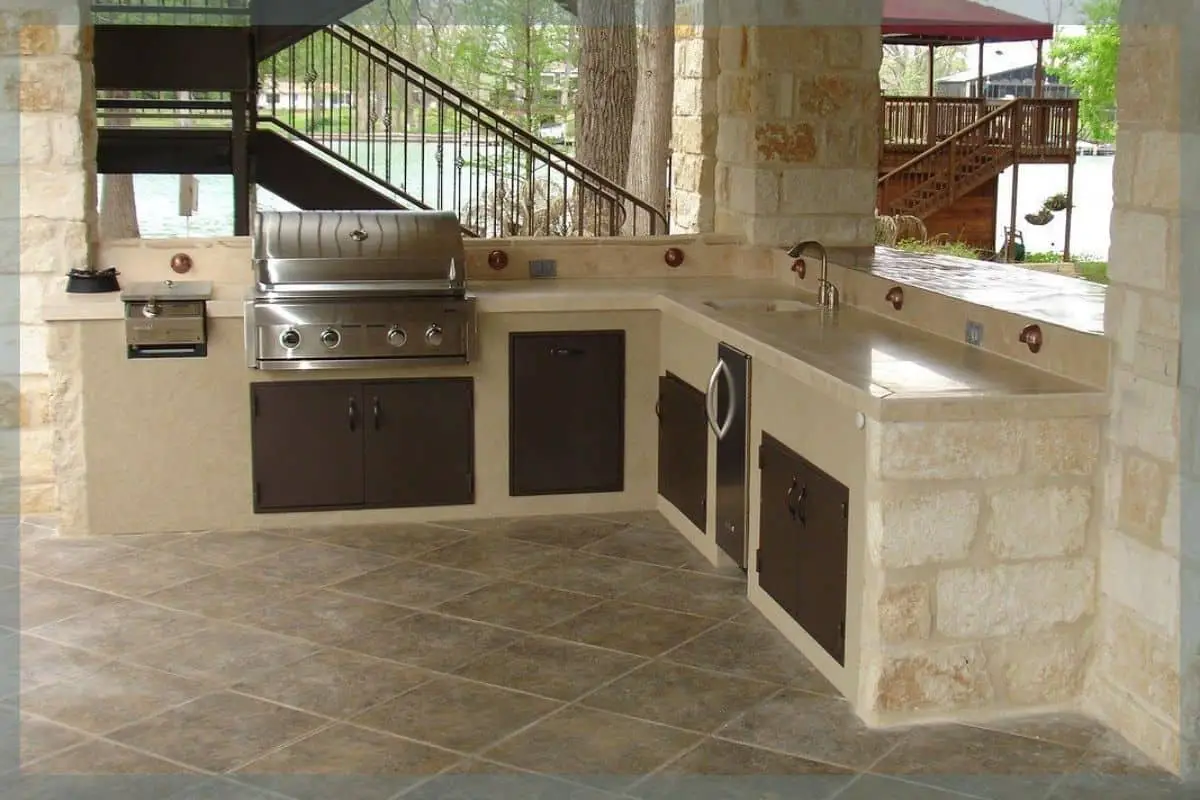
[
  {"left": 250, "top": 381, "right": 365, "bottom": 512},
  {"left": 756, "top": 432, "right": 849, "bottom": 666},
  {"left": 657, "top": 372, "right": 708, "bottom": 532},
  {"left": 510, "top": 331, "right": 626, "bottom": 496},
  {"left": 363, "top": 378, "right": 474, "bottom": 508}
]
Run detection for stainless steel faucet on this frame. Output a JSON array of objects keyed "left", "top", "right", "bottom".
[{"left": 787, "top": 240, "right": 839, "bottom": 309}]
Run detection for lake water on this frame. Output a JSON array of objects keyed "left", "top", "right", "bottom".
[{"left": 120, "top": 147, "right": 1116, "bottom": 261}]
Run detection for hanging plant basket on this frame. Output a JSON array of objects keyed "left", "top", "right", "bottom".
[
  {"left": 1025, "top": 209, "right": 1053, "bottom": 226},
  {"left": 1043, "top": 192, "right": 1070, "bottom": 212}
]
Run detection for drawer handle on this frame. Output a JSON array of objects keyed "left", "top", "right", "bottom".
[
  {"left": 786, "top": 477, "right": 807, "bottom": 525},
  {"left": 550, "top": 347, "right": 583, "bottom": 357},
  {"left": 372, "top": 396, "right": 381, "bottom": 429},
  {"left": 348, "top": 396, "right": 357, "bottom": 432}
]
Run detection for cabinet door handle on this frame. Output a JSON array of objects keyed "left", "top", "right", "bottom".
[
  {"left": 785, "top": 477, "right": 798, "bottom": 517},
  {"left": 796, "top": 484, "right": 808, "bottom": 526},
  {"left": 372, "top": 396, "right": 381, "bottom": 429},
  {"left": 550, "top": 346, "right": 583, "bottom": 357},
  {"left": 348, "top": 396, "right": 357, "bottom": 432}
]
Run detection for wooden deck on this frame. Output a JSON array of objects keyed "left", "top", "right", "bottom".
[{"left": 880, "top": 96, "right": 1079, "bottom": 169}]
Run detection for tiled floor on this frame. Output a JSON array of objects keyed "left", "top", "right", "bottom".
[{"left": 2, "top": 512, "right": 1189, "bottom": 799}]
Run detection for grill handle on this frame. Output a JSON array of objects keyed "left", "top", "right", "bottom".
[
  {"left": 550, "top": 347, "right": 584, "bottom": 357},
  {"left": 372, "top": 396, "right": 381, "bottom": 429},
  {"left": 348, "top": 396, "right": 357, "bottom": 432}
]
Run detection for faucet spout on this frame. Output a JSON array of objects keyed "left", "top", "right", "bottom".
[{"left": 787, "top": 240, "right": 838, "bottom": 309}]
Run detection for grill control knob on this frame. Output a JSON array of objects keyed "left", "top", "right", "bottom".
[
  {"left": 320, "top": 328, "right": 341, "bottom": 349},
  {"left": 386, "top": 326, "right": 408, "bottom": 348},
  {"left": 425, "top": 324, "right": 444, "bottom": 347},
  {"left": 279, "top": 329, "right": 301, "bottom": 349}
]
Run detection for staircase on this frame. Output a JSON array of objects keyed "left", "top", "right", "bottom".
[
  {"left": 92, "top": 0, "right": 668, "bottom": 238},
  {"left": 877, "top": 99, "right": 1022, "bottom": 220}
]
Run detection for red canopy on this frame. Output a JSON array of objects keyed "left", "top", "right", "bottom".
[{"left": 883, "top": 0, "right": 1054, "bottom": 45}]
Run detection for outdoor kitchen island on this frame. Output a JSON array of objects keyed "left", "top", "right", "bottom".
[{"left": 41, "top": 230, "right": 1109, "bottom": 733}]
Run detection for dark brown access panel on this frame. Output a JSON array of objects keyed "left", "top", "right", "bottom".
[
  {"left": 757, "top": 432, "right": 850, "bottom": 666},
  {"left": 509, "top": 330, "right": 626, "bottom": 496},
  {"left": 363, "top": 378, "right": 474, "bottom": 508},
  {"left": 250, "top": 381, "right": 365, "bottom": 512},
  {"left": 657, "top": 372, "right": 708, "bottom": 532}
]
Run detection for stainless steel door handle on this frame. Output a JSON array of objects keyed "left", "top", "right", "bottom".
[
  {"left": 715, "top": 359, "right": 735, "bottom": 440},
  {"left": 704, "top": 361, "right": 722, "bottom": 436}
]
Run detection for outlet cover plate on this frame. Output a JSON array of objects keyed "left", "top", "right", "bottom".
[
  {"left": 529, "top": 259, "right": 557, "bottom": 278},
  {"left": 966, "top": 320, "right": 984, "bottom": 346}
]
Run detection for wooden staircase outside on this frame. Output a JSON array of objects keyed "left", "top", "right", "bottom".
[{"left": 877, "top": 97, "right": 1077, "bottom": 221}]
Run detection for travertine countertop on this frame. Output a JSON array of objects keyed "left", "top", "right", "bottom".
[{"left": 42, "top": 276, "right": 1106, "bottom": 421}]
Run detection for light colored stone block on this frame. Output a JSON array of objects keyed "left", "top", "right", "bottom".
[
  {"left": 936, "top": 559, "right": 1096, "bottom": 638},
  {"left": 20, "top": 425, "right": 54, "bottom": 482},
  {"left": 19, "top": 217, "right": 89, "bottom": 273},
  {"left": 1094, "top": 599, "right": 1180, "bottom": 724},
  {"left": 1118, "top": 452, "right": 1171, "bottom": 544},
  {"left": 1025, "top": 418, "right": 1099, "bottom": 476},
  {"left": 878, "top": 582, "right": 931, "bottom": 644},
  {"left": 1112, "top": 369, "right": 1180, "bottom": 463},
  {"left": 878, "top": 421, "right": 1022, "bottom": 480},
  {"left": 869, "top": 644, "right": 994, "bottom": 713},
  {"left": 1133, "top": 130, "right": 1181, "bottom": 212},
  {"left": 991, "top": 633, "right": 1088, "bottom": 706},
  {"left": 869, "top": 490, "right": 979, "bottom": 568},
  {"left": 1100, "top": 529, "right": 1180, "bottom": 635},
  {"left": 17, "top": 56, "right": 83, "bottom": 113},
  {"left": 1108, "top": 209, "right": 1172, "bottom": 291},
  {"left": 987, "top": 485, "right": 1091, "bottom": 559},
  {"left": 778, "top": 168, "right": 876, "bottom": 215},
  {"left": 19, "top": 166, "right": 87, "bottom": 221}
]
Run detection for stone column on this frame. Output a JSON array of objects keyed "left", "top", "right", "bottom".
[
  {"left": 670, "top": 0, "right": 718, "bottom": 233},
  {"left": 7, "top": 1, "right": 95, "bottom": 515},
  {"left": 711, "top": 0, "right": 881, "bottom": 250},
  {"left": 1086, "top": 0, "right": 1197, "bottom": 775}
]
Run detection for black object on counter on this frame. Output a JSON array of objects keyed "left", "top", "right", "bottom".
[{"left": 65, "top": 267, "right": 120, "bottom": 294}]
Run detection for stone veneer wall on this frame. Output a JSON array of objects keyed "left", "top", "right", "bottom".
[
  {"left": 670, "top": 0, "right": 717, "bottom": 234},
  {"left": 709, "top": 0, "right": 881, "bottom": 248},
  {"left": 7, "top": 1, "right": 93, "bottom": 515},
  {"left": 1084, "top": 7, "right": 1191, "bottom": 772},
  {"left": 858, "top": 418, "right": 1101, "bottom": 723}
]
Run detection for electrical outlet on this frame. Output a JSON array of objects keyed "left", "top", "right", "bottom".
[
  {"left": 965, "top": 320, "right": 984, "bottom": 346},
  {"left": 529, "top": 259, "right": 557, "bottom": 278}
]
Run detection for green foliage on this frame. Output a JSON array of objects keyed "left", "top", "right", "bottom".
[
  {"left": 880, "top": 44, "right": 968, "bottom": 96},
  {"left": 893, "top": 238, "right": 981, "bottom": 259},
  {"left": 1025, "top": 251, "right": 1109, "bottom": 284},
  {"left": 1047, "top": 0, "right": 1120, "bottom": 143}
]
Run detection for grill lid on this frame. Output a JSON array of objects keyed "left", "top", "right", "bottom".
[{"left": 252, "top": 210, "right": 467, "bottom": 294}]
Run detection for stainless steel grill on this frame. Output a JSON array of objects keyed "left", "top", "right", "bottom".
[{"left": 245, "top": 210, "right": 477, "bottom": 371}]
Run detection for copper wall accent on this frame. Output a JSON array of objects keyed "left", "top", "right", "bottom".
[
  {"left": 885, "top": 286, "right": 904, "bottom": 310},
  {"left": 664, "top": 247, "right": 685, "bottom": 267},
  {"left": 1019, "top": 324, "right": 1043, "bottom": 353},
  {"left": 487, "top": 250, "right": 508, "bottom": 270},
  {"left": 791, "top": 259, "right": 806, "bottom": 278},
  {"left": 170, "top": 253, "right": 193, "bottom": 274}
]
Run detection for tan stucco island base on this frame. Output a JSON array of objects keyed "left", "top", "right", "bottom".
[{"left": 41, "top": 234, "right": 1115, "bottom": 743}]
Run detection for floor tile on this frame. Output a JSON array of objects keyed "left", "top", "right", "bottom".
[
  {"left": 233, "top": 589, "right": 415, "bottom": 647},
  {"left": 513, "top": 551, "right": 671, "bottom": 599},
  {"left": 1047, "top": 730, "right": 1185, "bottom": 799},
  {"left": 500, "top": 516, "right": 629, "bottom": 550},
  {"left": 616, "top": 570, "right": 749, "bottom": 620},
  {"left": 433, "top": 580, "right": 601, "bottom": 632},
  {"left": 49, "top": 549, "right": 218, "bottom": 598},
  {"left": 20, "top": 660, "right": 206, "bottom": 734},
  {"left": 124, "top": 623, "right": 319, "bottom": 686},
  {"left": 407, "top": 770, "right": 621, "bottom": 800},
  {"left": 108, "top": 692, "right": 327, "bottom": 773},
  {"left": 167, "top": 777, "right": 295, "bottom": 799},
  {"left": 585, "top": 511, "right": 675, "bottom": 532},
  {"left": 238, "top": 542, "right": 397, "bottom": 587},
  {"left": 231, "top": 649, "right": 432, "bottom": 719},
  {"left": 110, "top": 532, "right": 197, "bottom": 550},
  {"left": 17, "top": 714, "right": 89, "bottom": 764},
  {"left": 580, "top": 660, "right": 779, "bottom": 733},
  {"left": 353, "top": 675, "right": 561, "bottom": 753},
  {"left": 871, "top": 723, "right": 1089, "bottom": 798},
  {"left": 28, "top": 600, "right": 206, "bottom": 657},
  {"left": 17, "top": 634, "right": 112, "bottom": 690},
  {"left": 454, "top": 634, "right": 644, "bottom": 701},
  {"left": 141, "top": 570, "right": 308, "bottom": 621},
  {"left": 666, "top": 620, "right": 838, "bottom": 690},
  {"left": 481, "top": 706, "right": 700, "bottom": 790},
  {"left": 631, "top": 738, "right": 852, "bottom": 800},
  {"left": 967, "top": 712, "right": 1110, "bottom": 752},
  {"left": 332, "top": 561, "right": 493, "bottom": 609},
  {"left": 236, "top": 724, "right": 460, "bottom": 800},
  {"left": 19, "top": 578, "right": 123, "bottom": 629},
  {"left": 314, "top": 522, "right": 472, "bottom": 557},
  {"left": 834, "top": 774, "right": 982, "bottom": 799},
  {"left": 24, "top": 737, "right": 198, "bottom": 774},
  {"left": 20, "top": 537, "right": 135, "bottom": 579},
  {"left": 583, "top": 526, "right": 710, "bottom": 568},
  {"left": 417, "top": 535, "right": 559, "bottom": 577},
  {"left": 155, "top": 530, "right": 300, "bottom": 567},
  {"left": 542, "top": 601, "right": 715, "bottom": 658},
  {"left": 717, "top": 688, "right": 905, "bottom": 771},
  {"left": 339, "top": 611, "right": 519, "bottom": 671}
]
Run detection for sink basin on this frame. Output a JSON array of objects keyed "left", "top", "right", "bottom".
[{"left": 703, "top": 298, "right": 818, "bottom": 313}]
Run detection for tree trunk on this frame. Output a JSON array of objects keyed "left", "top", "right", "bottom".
[
  {"left": 574, "top": 0, "right": 636, "bottom": 234},
  {"left": 623, "top": 0, "right": 674, "bottom": 234},
  {"left": 99, "top": 89, "right": 139, "bottom": 239}
]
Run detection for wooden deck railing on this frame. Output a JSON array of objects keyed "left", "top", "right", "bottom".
[{"left": 881, "top": 96, "right": 1079, "bottom": 160}]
